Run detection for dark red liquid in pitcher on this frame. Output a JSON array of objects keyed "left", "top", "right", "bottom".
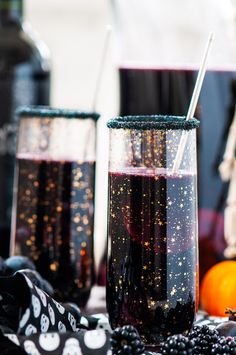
[
  {"left": 119, "top": 67, "right": 236, "bottom": 278},
  {"left": 107, "top": 168, "right": 198, "bottom": 344},
  {"left": 13, "top": 156, "right": 95, "bottom": 307}
]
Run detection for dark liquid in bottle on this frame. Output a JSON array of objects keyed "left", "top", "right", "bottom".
[
  {"left": 119, "top": 67, "right": 236, "bottom": 278},
  {"left": 0, "top": 9, "right": 50, "bottom": 256},
  {"left": 107, "top": 168, "right": 198, "bottom": 344},
  {"left": 13, "top": 156, "right": 95, "bottom": 307}
]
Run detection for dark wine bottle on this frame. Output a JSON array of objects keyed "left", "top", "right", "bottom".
[{"left": 0, "top": 0, "right": 51, "bottom": 257}]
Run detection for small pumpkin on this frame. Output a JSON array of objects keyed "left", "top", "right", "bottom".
[{"left": 200, "top": 260, "right": 236, "bottom": 316}]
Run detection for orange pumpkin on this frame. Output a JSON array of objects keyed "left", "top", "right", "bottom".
[{"left": 200, "top": 260, "right": 236, "bottom": 316}]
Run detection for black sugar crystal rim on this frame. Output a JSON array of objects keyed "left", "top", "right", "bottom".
[
  {"left": 107, "top": 115, "right": 199, "bottom": 130},
  {"left": 17, "top": 106, "right": 100, "bottom": 121}
]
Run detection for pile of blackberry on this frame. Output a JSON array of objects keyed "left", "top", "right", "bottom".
[
  {"left": 110, "top": 325, "right": 145, "bottom": 355},
  {"left": 110, "top": 324, "right": 236, "bottom": 354},
  {"left": 161, "top": 325, "right": 236, "bottom": 354},
  {"left": 161, "top": 334, "right": 195, "bottom": 354},
  {"left": 211, "top": 337, "right": 236, "bottom": 354},
  {"left": 188, "top": 325, "right": 219, "bottom": 353}
]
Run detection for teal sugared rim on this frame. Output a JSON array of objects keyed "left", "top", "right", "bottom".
[
  {"left": 107, "top": 115, "right": 199, "bottom": 130},
  {"left": 17, "top": 106, "right": 100, "bottom": 121}
]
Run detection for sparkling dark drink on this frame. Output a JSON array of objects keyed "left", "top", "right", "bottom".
[
  {"left": 107, "top": 168, "right": 198, "bottom": 344},
  {"left": 13, "top": 155, "right": 95, "bottom": 306},
  {"left": 119, "top": 67, "right": 236, "bottom": 278}
]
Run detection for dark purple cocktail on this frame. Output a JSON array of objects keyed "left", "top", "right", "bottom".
[
  {"left": 13, "top": 156, "right": 95, "bottom": 306},
  {"left": 106, "top": 116, "right": 199, "bottom": 345},
  {"left": 107, "top": 169, "right": 197, "bottom": 344},
  {"left": 11, "top": 108, "right": 99, "bottom": 307}
]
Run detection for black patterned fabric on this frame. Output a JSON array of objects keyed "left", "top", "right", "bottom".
[
  {"left": 0, "top": 271, "right": 225, "bottom": 355},
  {"left": 4, "top": 330, "right": 111, "bottom": 354},
  {"left": 0, "top": 272, "right": 112, "bottom": 354}
]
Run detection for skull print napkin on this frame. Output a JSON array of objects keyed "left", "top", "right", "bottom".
[
  {"left": 4, "top": 330, "right": 111, "bottom": 355},
  {"left": 0, "top": 272, "right": 111, "bottom": 354}
]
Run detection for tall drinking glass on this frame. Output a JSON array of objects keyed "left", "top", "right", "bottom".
[
  {"left": 11, "top": 107, "right": 99, "bottom": 307},
  {"left": 106, "top": 115, "right": 199, "bottom": 345}
]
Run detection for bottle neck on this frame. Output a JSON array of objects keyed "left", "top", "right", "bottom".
[{"left": 0, "top": 0, "right": 23, "bottom": 27}]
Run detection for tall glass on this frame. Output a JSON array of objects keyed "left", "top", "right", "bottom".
[
  {"left": 106, "top": 115, "right": 199, "bottom": 345},
  {"left": 11, "top": 107, "right": 99, "bottom": 307}
]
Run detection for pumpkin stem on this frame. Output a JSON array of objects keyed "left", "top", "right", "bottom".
[{"left": 225, "top": 307, "right": 236, "bottom": 316}]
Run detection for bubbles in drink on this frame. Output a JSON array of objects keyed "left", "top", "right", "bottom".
[
  {"left": 13, "top": 155, "right": 95, "bottom": 307},
  {"left": 107, "top": 168, "right": 198, "bottom": 344}
]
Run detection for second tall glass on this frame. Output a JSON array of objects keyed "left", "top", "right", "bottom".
[
  {"left": 106, "top": 115, "right": 199, "bottom": 345},
  {"left": 11, "top": 107, "right": 99, "bottom": 307}
]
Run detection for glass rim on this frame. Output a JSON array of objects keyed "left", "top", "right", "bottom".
[
  {"left": 107, "top": 115, "right": 199, "bottom": 130},
  {"left": 17, "top": 106, "right": 100, "bottom": 121}
]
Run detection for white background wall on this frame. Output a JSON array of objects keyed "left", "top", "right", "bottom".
[{"left": 25, "top": 0, "right": 118, "bottom": 270}]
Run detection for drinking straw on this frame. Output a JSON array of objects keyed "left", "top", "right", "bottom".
[
  {"left": 91, "top": 26, "right": 111, "bottom": 112},
  {"left": 172, "top": 32, "right": 214, "bottom": 173}
]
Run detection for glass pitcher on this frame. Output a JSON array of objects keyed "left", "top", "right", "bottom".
[{"left": 111, "top": 0, "right": 236, "bottom": 279}]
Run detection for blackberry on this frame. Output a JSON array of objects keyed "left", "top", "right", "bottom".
[
  {"left": 211, "top": 336, "right": 236, "bottom": 354},
  {"left": 110, "top": 325, "right": 145, "bottom": 355},
  {"left": 161, "top": 334, "right": 195, "bottom": 354},
  {"left": 4, "top": 256, "right": 36, "bottom": 275},
  {"left": 189, "top": 325, "right": 219, "bottom": 353}
]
